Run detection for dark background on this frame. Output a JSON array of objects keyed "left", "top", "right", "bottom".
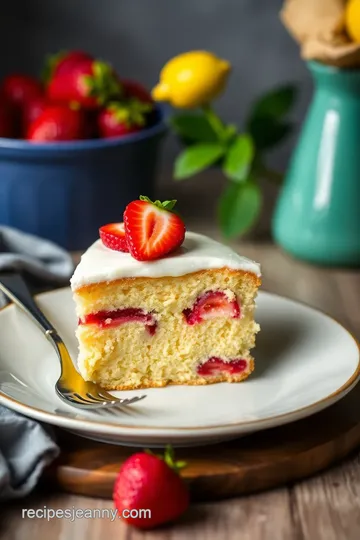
[{"left": 1, "top": 0, "right": 312, "bottom": 171}]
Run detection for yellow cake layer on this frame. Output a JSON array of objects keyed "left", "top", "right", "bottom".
[
  {"left": 73, "top": 268, "right": 261, "bottom": 390},
  {"left": 73, "top": 268, "right": 260, "bottom": 318}
]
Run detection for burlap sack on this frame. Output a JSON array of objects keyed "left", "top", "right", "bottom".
[{"left": 281, "top": 0, "right": 360, "bottom": 67}]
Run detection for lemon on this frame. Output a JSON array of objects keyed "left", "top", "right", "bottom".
[
  {"left": 346, "top": 0, "right": 360, "bottom": 43},
  {"left": 152, "top": 51, "right": 231, "bottom": 109}
]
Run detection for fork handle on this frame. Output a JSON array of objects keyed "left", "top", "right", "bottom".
[{"left": 0, "top": 273, "right": 57, "bottom": 336}]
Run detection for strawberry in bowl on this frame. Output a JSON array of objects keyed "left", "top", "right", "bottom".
[{"left": 0, "top": 49, "right": 166, "bottom": 249}]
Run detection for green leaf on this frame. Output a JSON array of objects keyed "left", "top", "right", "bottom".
[
  {"left": 248, "top": 117, "right": 293, "bottom": 150},
  {"left": 223, "top": 134, "right": 254, "bottom": 183},
  {"left": 218, "top": 181, "right": 262, "bottom": 238},
  {"left": 170, "top": 113, "right": 219, "bottom": 143},
  {"left": 174, "top": 143, "right": 225, "bottom": 180},
  {"left": 249, "top": 84, "right": 297, "bottom": 121},
  {"left": 224, "top": 124, "right": 238, "bottom": 141},
  {"left": 161, "top": 200, "right": 177, "bottom": 211},
  {"left": 139, "top": 195, "right": 177, "bottom": 211}
]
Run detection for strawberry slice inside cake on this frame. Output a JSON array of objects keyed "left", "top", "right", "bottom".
[{"left": 71, "top": 196, "right": 261, "bottom": 390}]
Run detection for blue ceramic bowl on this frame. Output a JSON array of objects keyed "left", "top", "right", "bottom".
[{"left": 0, "top": 107, "right": 167, "bottom": 250}]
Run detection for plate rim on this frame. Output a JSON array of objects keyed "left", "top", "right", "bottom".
[{"left": 0, "top": 288, "right": 359, "bottom": 435}]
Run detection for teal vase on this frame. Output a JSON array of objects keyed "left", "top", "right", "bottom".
[{"left": 273, "top": 61, "right": 360, "bottom": 266}]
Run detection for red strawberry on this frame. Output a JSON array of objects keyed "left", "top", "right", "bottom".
[
  {"left": 47, "top": 59, "right": 122, "bottom": 109},
  {"left": 22, "top": 95, "right": 49, "bottom": 134},
  {"left": 1, "top": 74, "right": 43, "bottom": 110},
  {"left": 99, "top": 222, "right": 129, "bottom": 252},
  {"left": 197, "top": 357, "right": 247, "bottom": 377},
  {"left": 122, "top": 79, "right": 153, "bottom": 104},
  {"left": 124, "top": 196, "right": 186, "bottom": 261},
  {"left": 113, "top": 446, "right": 189, "bottom": 529},
  {"left": 26, "top": 104, "right": 88, "bottom": 142},
  {"left": 43, "top": 50, "right": 92, "bottom": 82},
  {"left": 98, "top": 99, "right": 152, "bottom": 138},
  {"left": 183, "top": 291, "right": 240, "bottom": 325},
  {"left": 80, "top": 308, "right": 157, "bottom": 335},
  {"left": 0, "top": 101, "right": 17, "bottom": 138}
]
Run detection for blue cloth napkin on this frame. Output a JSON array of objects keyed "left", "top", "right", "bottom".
[{"left": 0, "top": 226, "right": 74, "bottom": 499}]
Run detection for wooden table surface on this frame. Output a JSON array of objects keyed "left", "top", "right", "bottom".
[{"left": 2, "top": 234, "right": 360, "bottom": 540}]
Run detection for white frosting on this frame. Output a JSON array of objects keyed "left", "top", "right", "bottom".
[{"left": 70, "top": 231, "right": 261, "bottom": 290}]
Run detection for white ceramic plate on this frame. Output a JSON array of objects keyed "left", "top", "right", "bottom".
[{"left": 0, "top": 289, "right": 359, "bottom": 447}]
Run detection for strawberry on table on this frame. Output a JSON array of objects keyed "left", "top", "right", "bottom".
[
  {"left": 99, "top": 222, "right": 129, "bottom": 252},
  {"left": 47, "top": 58, "right": 122, "bottom": 109},
  {"left": 124, "top": 196, "right": 186, "bottom": 261},
  {"left": 97, "top": 99, "right": 152, "bottom": 138},
  {"left": 113, "top": 446, "right": 189, "bottom": 529},
  {"left": 26, "top": 104, "right": 89, "bottom": 142}
]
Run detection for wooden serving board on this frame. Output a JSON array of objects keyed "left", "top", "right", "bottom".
[{"left": 48, "top": 383, "right": 360, "bottom": 501}]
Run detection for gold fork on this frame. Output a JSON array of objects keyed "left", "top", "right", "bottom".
[{"left": 0, "top": 274, "right": 146, "bottom": 410}]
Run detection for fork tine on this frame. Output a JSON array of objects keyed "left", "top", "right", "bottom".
[
  {"left": 59, "top": 389, "right": 146, "bottom": 409},
  {"left": 96, "top": 390, "right": 118, "bottom": 401},
  {"left": 85, "top": 392, "right": 108, "bottom": 403},
  {"left": 123, "top": 395, "right": 147, "bottom": 404},
  {"left": 73, "top": 392, "right": 105, "bottom": 404}
]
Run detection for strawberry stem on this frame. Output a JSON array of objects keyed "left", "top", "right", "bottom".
[
  {"left": 108, "top": 99, "right": 152, "bottom": 127},
  {"left": 144, "top": 445, "right": 187, "bottom": 474},
  {"left": 83, "top": 60, "right": 123, "bottom": 105},
  {"left": 41, "top": 50, "right": 67, "bottom": 84},
  {"left": 139, "top": 195, "right": 177, "bottom": 212}
]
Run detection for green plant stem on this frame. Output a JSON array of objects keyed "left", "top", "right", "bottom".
[{"left": 202, "top": 104, "right": 228, "bottom": 142}]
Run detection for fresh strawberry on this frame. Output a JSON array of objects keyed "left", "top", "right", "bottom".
[
  {"left": 183, "top": 291, "right": 240, "bottom": 325},
  {"left": 47, "top": 59, "right": 122, "bottom": 109},
  {"left": 98, "top": 99, "right": 152, "bottom": 138},
  {"left": 22, "top": 95, "right": 49, "bottom": 134},
  {"left": 26, "top": 104, "right": 88, "bottom": 142},
  {"left": 197, "top": 357, "right": 247, "bottom": 377},
  {"left": 1, "top": 74, "right": 43, "bottom": 110},
  {"left": 0, "top": 101, "right": 17, "bottom": 138},
  {"left": 99, "top": 222, "right": 129, "bottom": 252},
  {"left": 113, "top": 446, "right": 189, "bottom": 529},
  {"left": 43, "top": 50, "right": 92, "bottom": 82},
  {"left": 124, "top": 196, "right": 186, "bottom": 261},
  {"left": 122, "top": 79, "right": 153, "bottom": 104}
]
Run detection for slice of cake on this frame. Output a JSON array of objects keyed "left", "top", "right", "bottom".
[{"left": 71, "top": 196, "right": 261, "bottom": 390}]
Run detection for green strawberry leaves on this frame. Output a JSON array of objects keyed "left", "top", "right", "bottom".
[
  {"left": 41, "top": 50, "right": 67, "bottom": 84},
  {"left": 145, "top": 445, "right": 187, "bottom": 475},
  {"left": 163, "top": 445, "right": 187, "bottom": 474},
  {"left": 84, "top": 61, "right": 123, "bottom": 104},
  {"left": 139, "top": 195, "right": 177, "bottom": 212},
  {"left": 108, "top": 99, "right": 153, "bottom": 127}
]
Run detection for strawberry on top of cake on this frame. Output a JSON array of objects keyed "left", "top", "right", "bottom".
[{"left": 71, "top": 196, "right": 261, "bottom": 390}]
